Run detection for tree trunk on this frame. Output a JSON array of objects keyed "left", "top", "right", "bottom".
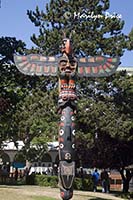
[
  {"left": 120, "top": 168, "right": 132, "bottom": 193},
  {"left": 122, "top": 179, "right": 130, "bottom": 193}
]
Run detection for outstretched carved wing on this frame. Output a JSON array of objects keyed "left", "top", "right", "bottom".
[
  {"left": 14, "top": 54, "right": 58, "bottom": 76},
  {"left": 77, "top": 56, "right": 120, "bottom": 77}
]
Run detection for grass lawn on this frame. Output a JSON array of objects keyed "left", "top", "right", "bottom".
[
  {"left": 0, "top": 187, "right": 57, "bottom": 200},
  {"left": 0, "top": 185, "right": 125, "bottom": 200},
  {"left": 32, "top": 197, "right": 57, "bottom": 200},
  {"left": 32, "top": 196, "right": 114, "bottom": 200}
]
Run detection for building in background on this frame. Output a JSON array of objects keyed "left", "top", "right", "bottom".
[
  {"left": 0, "top": 140, "right": 59, "bottom": 175},
  {"left": 117, "top": 66, "right": 133, "bottom": 75}
]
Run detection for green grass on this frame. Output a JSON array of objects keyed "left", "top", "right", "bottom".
[
  {"left": 75, "top": 194, "right": 109, "bottom": 200},
  {"left": 88, "top": 198, "right": 109, "bottom": 200},
  {"left": 32, "top": 196, "right": 57, "bottom": 200},
  {"left": 32, "top": 196, "right": 107, "bottom": 200}
]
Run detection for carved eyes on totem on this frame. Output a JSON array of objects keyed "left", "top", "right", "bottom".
[
  {"left": 59, "top": 60, "right": 76, "bottom": 67},
  {"left": 59, "top": 59, "right": 77, "bottom": 72}
]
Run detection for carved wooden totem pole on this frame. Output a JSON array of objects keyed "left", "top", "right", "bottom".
[{"left": 14, "top": 38, "right": 119, "bottom": 200}]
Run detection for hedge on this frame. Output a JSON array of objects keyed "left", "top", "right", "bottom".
[
  {"left": 35, "top": 175, "right": 58, "bottom": 188},
  {"left": 31, "top": 175, "right": 93, "bottom": 191}
]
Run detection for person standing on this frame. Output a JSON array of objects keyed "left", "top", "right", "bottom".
[
  {"left": 92, "top": 169, "right": 100, "bottom": 192},
  {"left": 14, "top": 168, "right": 18, "bottom": 181},
  {"left": 100, "top": 169, "right": 110, "bottom": 193}
]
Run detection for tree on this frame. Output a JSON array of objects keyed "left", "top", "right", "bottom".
[
  {"left": 0, "top": 36, "right": 53, "bottom": 147},
  {"left": 0, "top": 37, "right": 26, "bottom": 147},
  {"left": 75, "top": 72, "right": 133, "bottom": 192},
  {"left": 127, "top": 28, "right": 133, "bottom": 50},
  {"left": 13, "top": 89, "right": 58, "bottom": 162},
  {"left": 0, "top": 36, "right": 25, "bottom": 64},
  {"left": 27, "top": 0, "right": 132, "bottom": 57}
]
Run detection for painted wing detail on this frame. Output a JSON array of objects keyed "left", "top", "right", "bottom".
[
  {"left": 77, "top": 56, "right": 120, "bottom": 77},
  {"left": 14, "top": 54, "right": 58, "bottom": 76}
]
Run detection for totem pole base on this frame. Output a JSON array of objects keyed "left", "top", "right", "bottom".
[{"left": 60, "top": 187, "right": 73, "bottom": 200}]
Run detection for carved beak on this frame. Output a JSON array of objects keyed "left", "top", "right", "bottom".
[{"left": 61, "top": 39, "right": 72, "bottom": 55}]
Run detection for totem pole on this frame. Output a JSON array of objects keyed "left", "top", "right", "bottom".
[{"left": 14, "top": 38, "right": 119, "bottom": 200}]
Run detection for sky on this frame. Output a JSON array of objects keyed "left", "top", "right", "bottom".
[{"left": 0, "top": 0, "right": 132, "bottom": 66}]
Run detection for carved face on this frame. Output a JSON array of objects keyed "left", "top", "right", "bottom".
[{"left": 59, "top": 56, "right": 77, "bottom": 75}]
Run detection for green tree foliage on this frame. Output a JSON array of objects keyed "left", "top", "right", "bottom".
[
  {"left": 0, "top": 36, "right": 25, "bottom": 64},
  {"left": 75, "top": 72, "right": 133, "bottom": 192},
  {"left": 76, "top": 72, "right": 133, "bottom": 161},
  {"left": 13, "top": 89, "right": 58, "bottom": 161},
  {"left": 0, "top": 37, "right": 26, "bottom": 147},
  {"left": 127, "top": 28, "right": 133, "bottom": 50},
  {"left": 27, "top": 0, "right": 132, "bottom": 57},
  {"left": 0, "top": 36, "right": 53, "bottom": 147},
  {"left": 77, "top": 72, "right": 133, "bottom": 138}
]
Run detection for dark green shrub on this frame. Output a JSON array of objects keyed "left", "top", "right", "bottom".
[
  {"left": 35, "top": 175, "right": 58, "bottom": 188},
  {"left": 73, "top": 177, "right": 93, "bottom": 191},
  {"left": 34, "top": 175, "right": 93, "bottom": 191},
  {"left": 82, "top": 177, "right": 93, "bottom": 191},
  {"left": 73, "top": 178, "right": 82, "bottom": 190},
  {"left": 26, "top": 174, "right": 35, "bottom": 185}
]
